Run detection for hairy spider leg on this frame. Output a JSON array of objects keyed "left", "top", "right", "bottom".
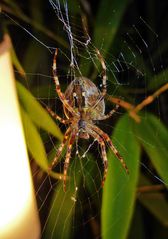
[
  {"left": 53, "top": 49, "right": 79, "bottom": 117},
  {"left": 88, "top": 124, "right": 129, "bottom": 174},
  {"left": 94, "top": 104, "right": 120, "bottom": 120},
  {"left": 63, "top": 130, "right": 76, "bottom": 192},
  {"left": 87, "top": 127, "right": 108, "bottom": 187},
  {"left": 49, "top": 126, "right": 71, "bottom": 170},
  {"left": 46, "top": 106, "right": 71, "bottom": 124}
]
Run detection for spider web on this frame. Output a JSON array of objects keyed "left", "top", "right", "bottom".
[{"left": 2, "top": 0, "right": 168, "bottom": 238}]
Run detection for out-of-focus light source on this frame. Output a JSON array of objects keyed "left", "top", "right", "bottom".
[{"left": 0, "top": 35, "right": 41, "bottom": 239}]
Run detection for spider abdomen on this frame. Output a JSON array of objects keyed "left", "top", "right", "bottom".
[{"left": 63, "top": 77, "right": 105, "bottom": 120}]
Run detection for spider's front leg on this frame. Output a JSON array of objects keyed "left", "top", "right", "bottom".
[
  {"left": 96, "top": 48, "right": 107, "bottom": 97},
  {"left": 52, "top": 49, "right": 78, "bottom": 116},
  {"left": 46, "top": 106, "right": 70, "bottom": 124},
  {"left": 89, "top": 124, "right": 129, "bottom": 174},
  {"left": 89, "top": 49, "right": 107, "bottom": 111}
]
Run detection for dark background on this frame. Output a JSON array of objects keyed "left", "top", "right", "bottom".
[{"left": 1, "top": 0, "right": 168, "bottom": 238}]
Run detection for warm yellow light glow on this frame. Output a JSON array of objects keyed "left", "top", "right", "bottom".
[{"left": 0, "top": 35, "right": 40, "bottom": 239}]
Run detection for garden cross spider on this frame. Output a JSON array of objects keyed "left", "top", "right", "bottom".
[{"left": 47, "top": 48, "right": 129, "bottom": 191}]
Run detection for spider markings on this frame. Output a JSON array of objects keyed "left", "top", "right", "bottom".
[{"left": 47, "top": 49, "right": 129, "bottom": 191}]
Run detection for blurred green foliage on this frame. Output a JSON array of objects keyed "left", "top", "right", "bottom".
[{"left": 1, "top": 0, "right": 168, "bottom": 238}]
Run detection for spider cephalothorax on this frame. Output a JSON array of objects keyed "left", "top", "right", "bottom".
[{"left": 47, "top": 48, "right": 129, "bottom": 191}]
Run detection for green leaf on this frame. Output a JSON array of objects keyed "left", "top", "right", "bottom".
[
  {"left": 94, "top": 0, "right": 129, "bottom": 52},
  {"left": 81, "top": 0, "right": 129, "bottom": 79},
  {"left": 59, "top": 0, "right": 80, "bottom": 14},
  {"left": 22, "top": 41, "right": 44, "bottom": 78},
  {"left": 10, "top": 41, "right": 25, "bottom": 76},
  {"left": 21, "top": 107, "right": 61, "bottom": 179},
  {"left": 42, "top": 160, "right": 82, "bottom": 239},
  {"left": 31, "top": 84, "right": 56, "bottom": 99},
  {"left": 148, "top": 68, "right": 168, "bottom": 90},
  {"left": 102, "top": 114, "right": 140, "bottom": 239},
  {"left": 21, "top": 107, "right": 48, "bottom": 170},
  {"left": 128, "top": 203, "right": 145, "bottom": 239},
  {"left": 134, "top": 113, "right": 168, "bottom": 184},
  {"left": 138, "top": 174, "right": 168, "bottom": 226},
  {"left": 84, "top": 156, "right": 102, "bottom": 209},
  {"left": 16, "top": 81, "right": 63, "bottom": 141},
  {"left": 139, "top": 193, "right": 168, "bottom": 226}
]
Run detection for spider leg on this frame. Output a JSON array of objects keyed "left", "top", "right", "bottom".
[
  {"left": 86, "top": 127, "right": 108, "bottom": 187},
  {"left": 46, "top": 106, "right": 71, "bottom": 124},
  {"left": 49, "top": 126, "right": 71, "bottom": 170},
  {"left": 96, "top": 48, "right": 107, "bottom": 97},
  {"left": 88, "top": 124, "right": 129, "bottom": 174},
  {"left": 53, "top": 49, "right": 78, "bottom": 116},
  {"left": 89, "top": 49, "right": 107, "bottom": 112},
  {"left": 94, "top": 104, "right": 119, "bottom": 120},
  {"left": 63, "top": 130, "right": 76, "bottom": 192}
]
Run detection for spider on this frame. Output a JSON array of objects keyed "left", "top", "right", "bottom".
[{"left": 47, "top": 48, "right": 129, "bottom": 191}]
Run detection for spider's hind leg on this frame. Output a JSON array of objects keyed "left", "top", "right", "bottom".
[
  {"left": 49, "top": 127, "right": 71, "bottom": 170},
  {"left": 63, "top": 131, "right": 76, "bottom": 192},
  {"left": 89, "top": 124, "right": 129, "bottom": 174},
  {"left": 86, "top": 127, "right": 108, "bottom": 187}
]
